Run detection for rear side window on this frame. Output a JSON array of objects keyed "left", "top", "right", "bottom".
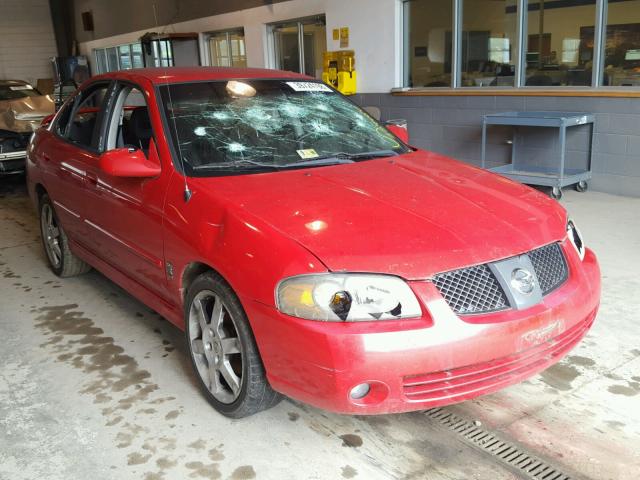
[{"left": 58, "top": 84, "right": 110, "bottom": 150}]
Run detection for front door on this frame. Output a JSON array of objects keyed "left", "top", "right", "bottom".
[{"left": 80, "top": 82, "right": 170, "bottom": 299}]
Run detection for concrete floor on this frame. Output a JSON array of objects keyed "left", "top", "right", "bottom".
[{"left": 0, "top": 174, "right": 638, "bottom": 480}]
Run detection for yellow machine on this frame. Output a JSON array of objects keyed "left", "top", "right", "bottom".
[{"left": 322, "top": 50, "right": 356, "bottom": 95}]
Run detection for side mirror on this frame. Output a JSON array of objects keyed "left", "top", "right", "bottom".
[
  {"left": 384, "top": 119, "right": 409, "bottom": 144},
  {"left": 99, "top": 148, "right": 161, "bottom": 178}
]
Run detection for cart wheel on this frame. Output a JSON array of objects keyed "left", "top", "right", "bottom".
[
  {"left": 575, "top": 181, "right": 588, "bottom": 193},
  {"left": 551, "top": 187, "right": 563, "bottom": 200}
]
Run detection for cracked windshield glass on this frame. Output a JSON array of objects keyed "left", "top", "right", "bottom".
[{"left": 159, "top": 79, "right": 409, "bottom": 176}]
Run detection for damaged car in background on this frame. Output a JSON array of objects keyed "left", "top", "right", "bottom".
[{"left": 0, "top": 80, "right": 54, "bottom": 174}]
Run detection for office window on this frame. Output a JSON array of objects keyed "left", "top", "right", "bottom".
[
  {"left": 524, "top": 0, "right": 597, "bottom": 86},
  {"left": 603, "top": 0, "right": 640, "bottom": 86},
  {"left": 461, "top": 0, "right": 518, "bottom": 87},
  {"left": 272, "top": 16, "right": 327, "bottom": 78},
  {"left": 151, "top": 39, "right": 173, "bottom": 67},
  {"left": 403, "top": 0, "right": 640, "bottom": 89},
  {"left": 94, "top": 43, "right": 143, "bottom": 73},
  {"left": 404, "top": 0, "right": 453, "bottom": 87},
  {"left": 208, "top": 29, "right": 246, "bottom": 67},
  {"left": 107, "top": 47, "right": 118, "bottom": 72},
  {"left": 118, "top": 45, "right": 132, "bottom": 69},
  {"left": 95, "top": 49, "right": 108, "bottom": 73},
  {"left": 131, "top": 43, "right": 144, "bottom": 68}
]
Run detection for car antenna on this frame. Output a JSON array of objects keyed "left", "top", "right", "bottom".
[{"left": 154, "top": 3, "right": 192, "bottom": 202}]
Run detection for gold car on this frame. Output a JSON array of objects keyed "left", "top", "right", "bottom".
[{"left": 0, "top": 80, "right": 54, "bottom": 174}]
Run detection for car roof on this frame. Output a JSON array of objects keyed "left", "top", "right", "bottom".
[{"left": 91, "top": 67, "right": 312, "bottom": 85}]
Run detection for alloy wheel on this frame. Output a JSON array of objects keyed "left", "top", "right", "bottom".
[
  {"left": 41, "top": 203, "right": 62, "bottom": 268},
  {"left": 188, "top": 290, "right": 244, "bottom": 404}
]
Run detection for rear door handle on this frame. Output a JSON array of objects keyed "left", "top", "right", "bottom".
[
  {"left": 42, "top": 153, "right": 51, "bottom": 162},
  {"left": 86, "top": 172, "right": 98, "bottom": 186}
]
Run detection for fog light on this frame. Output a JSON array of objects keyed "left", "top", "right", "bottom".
[{"left": 350, "top": 383, "right": 370, "bottom": 399}]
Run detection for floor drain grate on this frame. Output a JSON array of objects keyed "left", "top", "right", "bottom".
[{"left": 425, "top": 408, "right": 576, "bottom": 480}]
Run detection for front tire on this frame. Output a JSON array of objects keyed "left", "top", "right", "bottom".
[
  {"left": 39, "top": 194, "right": 91, "bottom": 277},
  {"left": 184, "top": 271, "right": 281, "bottom": 418}
]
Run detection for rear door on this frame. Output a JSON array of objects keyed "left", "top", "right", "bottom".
[{"left": 41, "top": 82, "right": 113, "bottom": 242}]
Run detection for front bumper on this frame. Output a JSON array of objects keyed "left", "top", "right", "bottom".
[
  {"left": 0, "top": 150, "right": 26, "bottom": 174},
  {"left": 246, "top": 241, "right": 600, "bottom": 414}
]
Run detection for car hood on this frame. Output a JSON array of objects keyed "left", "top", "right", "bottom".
[
  {"left": 196, "top": 150, "right": 567, "bottom": 280},
  {"left": 0, "top": 95, "right": 55, "bottom": 133}
]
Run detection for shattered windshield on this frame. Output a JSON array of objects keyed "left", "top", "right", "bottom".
[{"left": 158, "top": 79, "right": 409, "bottom": 176}]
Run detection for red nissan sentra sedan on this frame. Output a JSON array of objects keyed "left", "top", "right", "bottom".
[{"left": 26, "top": 68, "right": 600, "bottom": 418}]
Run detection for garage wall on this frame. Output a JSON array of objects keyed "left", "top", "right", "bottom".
[
  {"left": 0, "top": 0, "right": 57, "bottom": 84},
  {"left": 75, "top": 0, "right": 402, "bottom": 93},
  {"left": 71, "top": 0, "right": 291, "bottom": 43},
  {"left": 353, "top": 93, "right": 640, "bottom": 197}
]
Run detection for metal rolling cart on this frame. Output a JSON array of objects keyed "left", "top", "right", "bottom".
[{"left": 481, "top": 111, "right": 594, "bottom": 199}]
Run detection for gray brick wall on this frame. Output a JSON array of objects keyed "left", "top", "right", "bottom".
[{"left": 353, "top": 93, "right": 640, "bottom": 197}]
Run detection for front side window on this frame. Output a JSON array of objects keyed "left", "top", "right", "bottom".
[
  {"left": 159, "top": 80, "right": 409, "bottom": 177},
  {"left": 105, "top": 84, "right": 154, "bottom": 156}
]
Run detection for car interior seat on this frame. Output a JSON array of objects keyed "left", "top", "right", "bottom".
[
  {"left": 124, "top": 107, "right": 153, "bottom": 154},
  {"left": 69, "top": 115, "right": 97, "bottom": 147}
]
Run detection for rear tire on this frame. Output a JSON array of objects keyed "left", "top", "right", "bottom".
[
  {"left": 184, "top": 271, "right": 281, "bottom": 418},
  {"left": 39, "top": 194, "right": 91, "bottom": 277}
]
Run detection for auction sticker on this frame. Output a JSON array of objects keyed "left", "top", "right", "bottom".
[
  {"left": 296, "top": 149, "right": 319, "bottom": 159},
  {"left": 286, "top": 81, "right": 332, "bottom": 92}
]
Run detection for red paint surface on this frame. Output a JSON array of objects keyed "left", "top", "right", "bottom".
[{"left": 26, "top": 68, "right": 600, "bottom": 414}]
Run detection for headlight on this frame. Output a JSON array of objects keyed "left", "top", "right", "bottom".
[
  {"left": 276, "top": 274, "right": 422, "bottom": 321},
  {"left": 567, "top": 219, "right": 585, "bottom": 260}
]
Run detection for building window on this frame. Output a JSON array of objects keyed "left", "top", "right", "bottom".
[
  {"left": 151, "top": 39, "right": 173, "bottom": 67},
  {"left": 271, "top": 15, "right": 327, "bottom": 78},
  {"left": 94, "top": 43, "right": 144, "bottom": 73},
  {"left": 207, "top": 29, "right": 246, "bottom": 67},
  {"left": 118, "top": 45, "right": 132, "bottom": 69},
  {"left": 131, "top": 43, "right": 144, "bottom": 68},
  {"left": 603, "top": 0, "right": 640, "bottom": 86},
  {"left": 402, "top": 0, "right": 640, "bottom": 89},
  {"left": 524, "top": 0, "right": 597, "bottom": 86},
  {"left": 403, "top": 0, "right": 453, "bottom": 87},
  {"left": 461, "top": 0, "right": 518, "bottom": 87}
]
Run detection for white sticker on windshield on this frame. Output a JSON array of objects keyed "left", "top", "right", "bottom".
[
  {"left": 9, "top": 85, "right": 33, "bottom": 91},
  {"left": 286, "top": 81, "right": 332, "bottom": 92},
  {"left": 296, "top": 149, "right": 319, "bottom": 159}
]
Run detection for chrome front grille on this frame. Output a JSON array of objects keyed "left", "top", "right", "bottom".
[
  {"left": 529, "top": 243, "right": 568, "bottom": 294},
  {"left": 433, "top": 264, "right": 509, "bottom": 314},
  {"left": 433, "top": 243, "right": 568, "bottom": 315}
]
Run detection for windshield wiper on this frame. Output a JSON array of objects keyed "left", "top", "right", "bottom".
[
  {"left": 276, "top": 157, "right": 356, "bottom": 169},
  {"left": 315, "top": 150, "right": 399, "bottom": 161},
  {"left": 276, "top": 150, "right": 399, "bottom": 170}
]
